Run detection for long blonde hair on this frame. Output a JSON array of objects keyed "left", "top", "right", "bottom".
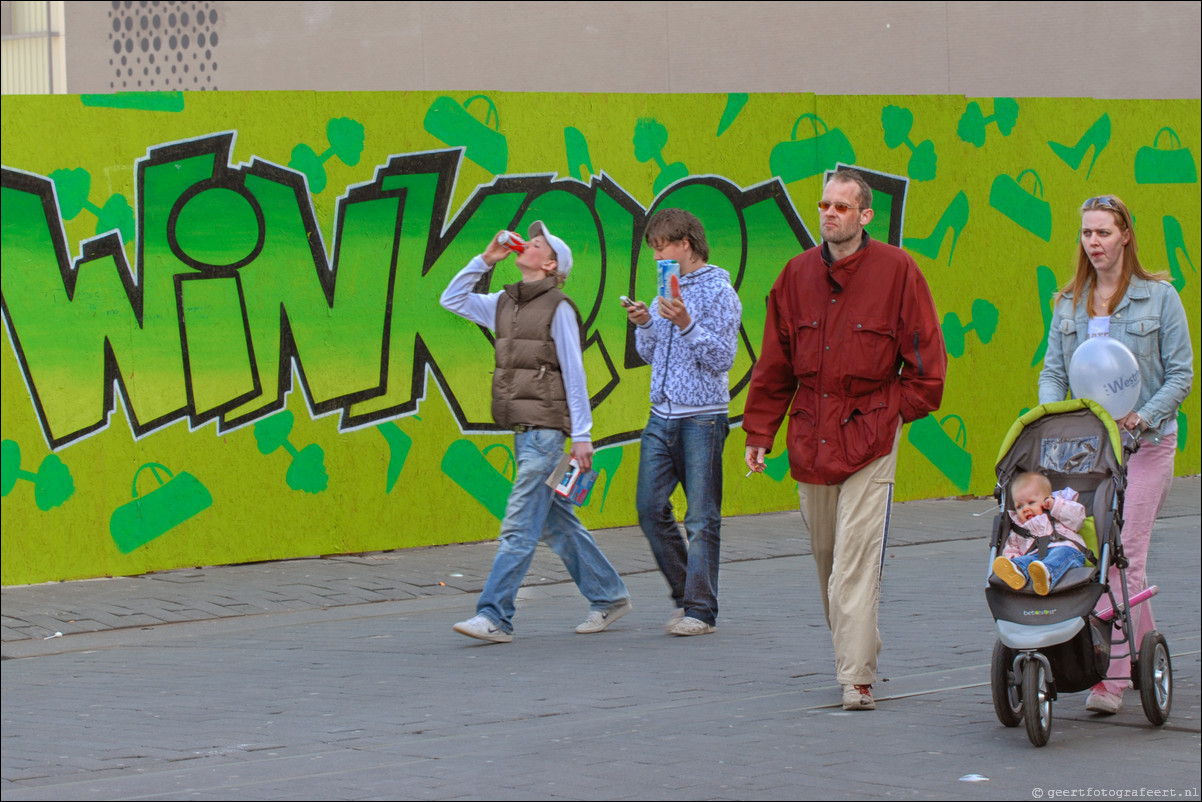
[{"left": 1061, "top": 194, "right": 1166, "bottom": 316}]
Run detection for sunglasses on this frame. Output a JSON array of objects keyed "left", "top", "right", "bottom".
[
  {"left": 817, "top": 200, "right": 860, "bottom": 213},
  {"left": 1083, "top": 196, "right": 1120, "bottom": 210}
]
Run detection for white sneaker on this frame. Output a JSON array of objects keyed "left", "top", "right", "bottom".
[
  {"left": 669, "top": 616, "right": 716, "bottom": 636},
  {"left": 453, "top": 615, "right": 512, "bottom": 643},
  {"left": 575, "top": 599, "right": 633, "bottom": 634},
  {"left": 664, "top": 608, "right": 685, "bottom": 633},
  {"left": 842, "top": 684, "right": 876, "bottom": 711},
  {"left": 1085, "top": 686, "right": 1122, "bottom": 714}
]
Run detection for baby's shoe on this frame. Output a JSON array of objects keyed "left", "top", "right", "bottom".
[
  {"left": 992, "top": 557, "right": 1026, "bottom": 590},
  {"left": 1029, "top": 560, "right": 1051, "bottom": 595}
]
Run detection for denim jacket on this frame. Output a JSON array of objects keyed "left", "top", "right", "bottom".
[{"left": 1039, "top": 277, "right": 1193, "bottom": 442}]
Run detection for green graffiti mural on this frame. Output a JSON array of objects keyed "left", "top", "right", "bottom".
[
  {"left": 717, "top": 93, "right": 748, "bottom": 137},
  {"left": 1134, "top": 128, "right": 1198, "bottom": 184},
  {"left": 50, "top": 167, "right": 135, "bottom": 242},
  {"left": 943, "top": 299, "right": 999, "bottom": 359},
  {"left": 1163, "top": 215, "right": 1195, "bottom": 292},
  {"left": 908, "top": 413, "right": 973, "bottom": 493},
  {"left": 378, "top": 420, "right": 413, "bottom": 494},
  {"left": 109, "top": 463, "right": 212, "bottom": 554},
  {"left": 255, "top": 411, "right": 328, "bottom": 494},
  {"left": 769, "top": 114, "right": 856, "bottom": 184},
  {"left": 990, "top": 168, "right": 1052, "bottom": 241},
  {"left": 1, "top": 439, "right": 74, "bottom": 511},
  {"left": 958, "top": 98, "right": 1019, "bottom": 148},
  {"left": 1, "top": 91, "right": 1198, "bottom": 585},
  {"left": 881, "top": 104, "right": 936, "bottom": 181},
  {"left": 424, "top": 95, "right": 508, "bottom": 175},
  {"left": 1049, "top": 113, "right": 1110, "bottom": 180},
  {"left": 442, "top": 439, "right": 515, "bottom": 520},
  {"left": 1030, "top": 265, "right": 1060, "bottom": 368},
  {"left": 904, "top": 190, "right": 969, "bottom": 266},
  {"left": 563, "top": 126, "right": 594, "bottom": 181},
  {"left": 633, "top": 117, "right": 690, "bottom": 196},
  {"left": 289, "top": 117, "right": 366, "bottom": 194}
]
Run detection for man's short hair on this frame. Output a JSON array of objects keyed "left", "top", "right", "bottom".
[
  {"left": 827, "top": 168, "right": 873, "bottom": 211},
  {"left": 644, "top": 208, "right": 710, "bottom": 262}
]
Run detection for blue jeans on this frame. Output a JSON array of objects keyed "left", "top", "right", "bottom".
[
  {"left": 476, "top": 429, "right": 629, "bottom": 634},
  {"left": 636, "top": 413, "right": 729, "bottom": 625},
  {"left": 1012, "top": 547, "right": 1086, "bottom": 591}
]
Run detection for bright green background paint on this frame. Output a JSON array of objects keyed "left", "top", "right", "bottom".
[{"left": 1, "top": 91, "right": 1198, "bottom": 584}]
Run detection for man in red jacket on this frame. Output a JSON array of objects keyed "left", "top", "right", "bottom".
[{"left": 743, "top": 169, "right": 946, "bottom": 710}]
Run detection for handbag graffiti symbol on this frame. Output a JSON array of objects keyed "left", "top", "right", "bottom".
[
  {"left": 769, "top": 114, "right": 856, "bottom": 184},
  {"left": 1134, "top": 127, "right": 1197, "bottom": 184},
  {"left": 109, "top": 463, "right": 213, "bottom": 554},
  {"left": 989, "top": 168, "right": 1052, "bottom": 242}
]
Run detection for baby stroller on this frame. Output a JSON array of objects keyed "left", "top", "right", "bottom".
[{"left": 986, "top": 398, "right": 1172, "bottom": 747}]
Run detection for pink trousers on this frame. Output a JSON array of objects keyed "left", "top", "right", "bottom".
[{"left": 1099, "top": 434, "right": 1177, "bottom": 694}]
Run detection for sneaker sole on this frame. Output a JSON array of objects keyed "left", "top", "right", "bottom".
[
  {"left": 453, "top": 623, "right": 512, "bottom": 643},
  {"left": 992, "top": 557, "right": 1027, "bottom": 591},
  {"left": 1029, "top": 562, "right": 1051, "bottom": 596}
]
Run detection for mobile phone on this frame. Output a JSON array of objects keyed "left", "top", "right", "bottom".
[{"left": 620, "top": 295, "right": 633, "bottom": 307}]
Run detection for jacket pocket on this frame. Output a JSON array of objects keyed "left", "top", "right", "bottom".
[
  {"left": 1122, "top": 317, "right": 1161, "bottom": 359},
  {"left": 843, "top": 318, "right": 897, "bottom": 394},
  {"left": 791, "top": 318, "right": 821, "bottom": 383},
  {"left": 1057, "top": 316, "right": 1079, "bottom": 355},
  {"left": 839, "top": 400, "right": 895, "bottom": 469}
]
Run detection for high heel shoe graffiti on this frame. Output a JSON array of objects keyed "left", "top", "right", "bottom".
[
  {"left": 881, "top": 105, "right": 937, "bottom": 181},
  {"left": 957, "top": 98, "right": 1019, "bottom": 148},
  {"left": 589, "top": 446, "right": 624, "bottom": 513},
  {"left": 633, "top": 117, "right": 689, "bottom": 196},
  {"left": 942, "top": 299, "right": 998, "bottom": 358},
  {"left": 1, "top": 439, "right": 74, "bottom": 511},
  {"left": 1030, "top": 264, "right": 1060, "bottom": 367},
  {"left": 717, "top": 93, "right": 749, "bottom": 137},
  {"left": 49, "top": 167, "right": 135, "bottom": 243},
  {"left": 1163, "top": 215, "right": 1196, "bottom": 291},
  {"left": 378, "top": 420, "right": 414, "bottom": 494},
  {"left": 254, "top": 410, "right": 329, "bottom": 494},
  {"left": 1048, "top": 114, "right": 1109, "bottom": 180},
  {"left": 905, "top": 191, "right": 969, "bottom": 266},
  {"left": 289, "top": 117, "right": 366, "bottom": 194}
]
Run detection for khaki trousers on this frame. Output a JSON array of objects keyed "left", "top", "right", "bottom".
[{"left": 797, "top": 427, "right": 901, "bottom": 686}]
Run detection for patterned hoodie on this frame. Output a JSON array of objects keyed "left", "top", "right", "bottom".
[{"left": 635, "top": 264, "right": 742, "bottom": 410}]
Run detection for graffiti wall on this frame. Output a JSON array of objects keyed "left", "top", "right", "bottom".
[{"left": 2, "top": 91, "right": 1198, "bottom": 585}]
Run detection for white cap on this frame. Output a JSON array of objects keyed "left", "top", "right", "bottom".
[{"left": 528, "top": 220, "right": 573, "bottom": 277}]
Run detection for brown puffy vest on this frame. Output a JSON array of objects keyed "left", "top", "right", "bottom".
[{"left": 492, "top": 277, "right": 583, "bottom": 434}]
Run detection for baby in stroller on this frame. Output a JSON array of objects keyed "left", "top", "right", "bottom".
[{"left": 992, "top": 471, "right": 1087, "bottom": 595}]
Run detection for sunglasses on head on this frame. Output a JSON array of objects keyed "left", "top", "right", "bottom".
[
  {"left": 1083, "top": 196, "right": 1120, "bottom": 210},
  {"left": 817, "top": 200, "right": 859, "bottom": 213}
]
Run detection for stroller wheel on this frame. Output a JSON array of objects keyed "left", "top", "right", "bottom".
[
  {"left": 1022, "top": 657, "right": 1053, "bottom": 747},
  {"left": 990, "top": 640, "right": 1022, "bottom": 727},
  {"left": 1138, "top": 631, "right": 1172, "bottom": 726}
]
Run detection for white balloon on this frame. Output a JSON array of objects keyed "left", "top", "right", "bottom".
[{"left": 1068, "top": 337, "right": 1142, "bottom": 420}]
